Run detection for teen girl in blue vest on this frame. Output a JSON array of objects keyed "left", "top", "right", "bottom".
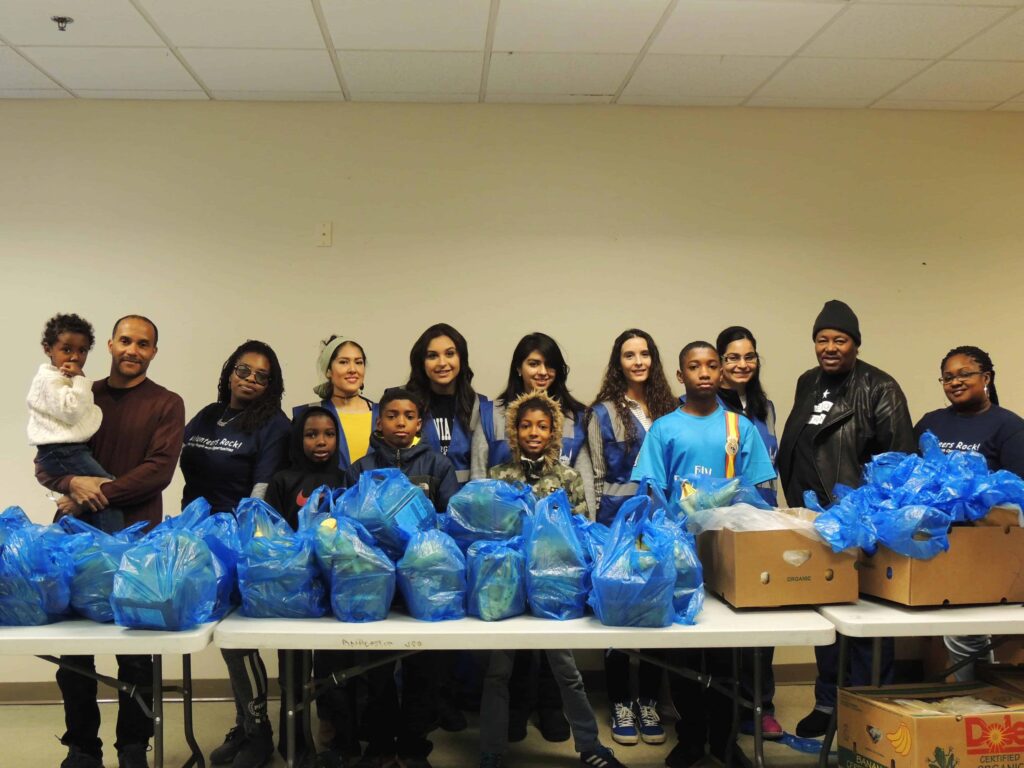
[
  {"left": 406, "top": 323, "right": 492, "bottom": 487},
  {"left": 292, "top": 335, "right": 378, "bottom": 472},
  {"left": 588, "top": 329, "right": 678, "bottom": 747}
]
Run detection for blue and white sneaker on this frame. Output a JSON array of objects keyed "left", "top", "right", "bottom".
[
  {"left": 580, "top": 746, "right": 628, "bottom": 768},
  {"left": 635, "top": 698, "right": 666, "bottom": 744},
  {"left": 610, "top": 701, "right": 639, "bottom": 745}
]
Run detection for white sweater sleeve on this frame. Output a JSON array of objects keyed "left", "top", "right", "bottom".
[{"left": 32, "top": 369, "right": 95, "bottom": 425}]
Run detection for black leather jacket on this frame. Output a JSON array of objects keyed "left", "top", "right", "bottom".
[{"left": 778, "top": 359, "right": 915, "bottom": 506}]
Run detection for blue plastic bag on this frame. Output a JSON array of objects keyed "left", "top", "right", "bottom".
[
  {"left": 337, "top": 469, "right": 437, "bottom": 561},
  {"left": 0, "top": 520, "right": 73, "bottom": 626},
  {"left": 397, "top": 529, "right": 466, "bottom": 621},
  {"left": 590, "top": 497, "right": 676, "bottom": 628},
  {"left": 875, "top": 504, "right": 953, "bottom": 559},
  {"left": 192, "top": 513, "right": 240, "bottom": 620},
  {"left": 666, "top": 520, "right": 704, "bottom": 625},
  {"left": 808, "top": 490, "right": 880, "bottom": 554},
  {"left": 467, "top": 538, "right": 526, "bottom": 621},
  {"left": 670, "top": 474, "right": 772, "bottom": 520},
  {"left": 315, "top": 515, "right": 395, "bottom": 623},
  {"left": 111, "top": 528, "right": 217, "bottom": 630},
  {"left": 58, "top": 516, "right": 148, "bottom": 623},
  {"left": 524, "top": 490, "right": 590, "bottom": 620},
  {"left": 571, "top": 515, "right": 610, "bottom": 565},
  {"left": 237, "top": 498, "right": 327, "bottom": 619},
  {"left": 443, "top": 480, "right": 534, "bottom": 552}
]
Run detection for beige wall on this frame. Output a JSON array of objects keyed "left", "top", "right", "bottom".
[{"left": 1, "top": 101, "right": 1022, "bottom": 683}]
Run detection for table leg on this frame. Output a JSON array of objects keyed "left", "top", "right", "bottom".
[
  {"left": 301, "top": 652, "right": 315, "bottom": 758},
  {"left": 727, "top": 648, "right": 741, "bottom": 768},
  {"left": 285, "top": 651, "right": 296, "bottom": 768},
  {"left": 153, "top": 655, "right": 164, "bottom": 768},
  {"left": 870, "top": 638, "right": 882, "bottom": 688},
  {"left": 818, "top": 635, "right": 848, "bottom": 768},
  {"left": 180, "top": 655, "right": 205, "bottom": 768},
  {"left": 752, "top": 648, "right": 765, "bottom": 768}
]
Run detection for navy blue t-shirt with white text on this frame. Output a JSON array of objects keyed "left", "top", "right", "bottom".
[{"left": 914, "top": 405, "right": 1024, "bottom": 478}]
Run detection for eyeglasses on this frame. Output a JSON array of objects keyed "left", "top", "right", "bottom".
[
  {"left": 939, "top": 371, "right": 984, "bottom": 385},
  {"left": 233, "top": 364, "right": 270, "bottom": 386},
  {"left": 722, "top": 353, "right": 759, "bottom": 365}
]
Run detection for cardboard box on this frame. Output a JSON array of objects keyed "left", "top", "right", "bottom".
[
  {"left": 857, "top": 509, "right": 1024, "bottom": 607},
  {"left": 838, "top": 683, "right": 1024, "bottom": 768},
  {"left": 697, "top": 509, "right": 858, "bottom": 608}
]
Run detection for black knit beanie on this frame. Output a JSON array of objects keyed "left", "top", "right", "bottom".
[{"left": 812, "top": 300, "right": 861, "bottom": 347}]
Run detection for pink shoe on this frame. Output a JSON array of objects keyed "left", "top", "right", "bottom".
[{"left": 762, "top": 713, "right": 784, "bottom": 740}]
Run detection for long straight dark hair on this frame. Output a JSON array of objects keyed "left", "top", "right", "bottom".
[
  {"left": 406, "top": 323, "right": 477, "bottom": 433},
  {"left": 216, "top": 340, "right": 285, "bottom": 433},
  {"left": 715, "top": 326, "right": 770, "bottom": 423},
  {"left": 497, "top": 332, "right": 585, "bottom": 417}
]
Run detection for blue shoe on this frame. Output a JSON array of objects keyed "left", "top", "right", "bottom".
[
  {"left": 581, "top": 746, "right": 628, "bottom": 768},
  {"left": 610, "top": 701, "right": 639, "bottom": 745},
  {"left": 635, "top": 698, "right": 666, "bottom": 745}
]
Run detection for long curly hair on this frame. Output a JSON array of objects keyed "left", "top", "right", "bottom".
[
  {"left": 941, "top": 345, "right": 999, "bottom": 406},
  {"left": 216, "top": 339, "right": 285, "bottom": 432},
  {"left": 497, "top": 332, "right": 585, "bottom": 417},
  {"left": 406, "top": 323, "right": 476, "bottom": 433},
  {"left": 591, "top": 329, "right": 677, "bottom": 447}
]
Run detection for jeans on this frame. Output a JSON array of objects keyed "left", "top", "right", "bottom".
[
  {"left": 605, "top": 650, "right": 662, "bottom": 704},
  {"left": 57, "top": 654, "right": 154, "bottom": 759},
  {"left": 37, "top": 443, "right": 122, "bottom": 523},
  {"left": 945, "top": 635, "right": 993, "bottom": 682},
  {"left": 480, "top": 649, "right": 600, "bottom": 756},
  {"left": 222, "top": 648, "right": 270, "bottom": 734},
  {"left": 813, "top": 635, "right": 894, "bottom": 712},
  {"left": 508, "top": 648, "right": 563, "bottom": 717}
]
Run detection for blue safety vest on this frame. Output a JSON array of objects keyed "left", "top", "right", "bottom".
[
  {"left": 484, "top": 401, "right": 586, "bottom": 470},
  {"left": 420, "top": 393, "right": 492, "bottom": 486},
  {"left": 292, "top": 397, "right": 379, "bottom": 472},
  {"left": 591, "top": 402, "right": 648, "bottom": 525}
]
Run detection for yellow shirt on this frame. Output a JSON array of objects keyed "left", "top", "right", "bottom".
[{"left": 338, "top": 411, "right": 373, "bottom": 463}]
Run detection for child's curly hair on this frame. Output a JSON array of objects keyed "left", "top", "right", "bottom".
[{"left": 41, "top": 313, "right": 95, "bottom": 350}]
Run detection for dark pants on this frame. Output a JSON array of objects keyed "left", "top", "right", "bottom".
[
  {"left": 362, "top": 653, "right": 437, "bottom": 759},
  {"left": 57, "top": 654, "right": 154, "bottom": 759},
  {"left": 813, "top": 635, "right": 894, "bottom": 711},
  {"left": 278, "top": 650, "right": 361, "bottom": 756},
  {"left": 605, "top": 650, "right": 662, "bottom": 704},
  {"left": 509, "top": 649, "right": 563, "bottom": 718},
  {"left": 669, "top": 649, "right": 733, "bottom": 756},
  {"left": 740, "top": 647, "right": 776, "bottom": 715}
]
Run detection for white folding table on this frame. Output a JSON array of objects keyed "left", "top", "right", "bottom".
[
  {"left": 216, "top": 596, "right": 836, "bottom": 768},
  {"left": 816, "top": 599, "right": 1024, "bottom": 766},
  {"left": 0, "top": 619, "right": 218, "bottom": 768}
]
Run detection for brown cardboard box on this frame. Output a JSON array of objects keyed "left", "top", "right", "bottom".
[
  {"left": 697, "top": 509, "right": 857, "bottom": 608},
  {"left": 857, "top": 509, "right": 1024, "bottom": 607},
  {"left": 838, "top": 683, "right": 1024, "bottom": 768}
]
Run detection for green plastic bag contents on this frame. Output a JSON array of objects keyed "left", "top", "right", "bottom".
[
  {"left": 443, "top": 480, "right": 535, "bottom": 552},
  {"left": 58, "top": 515, "right": 148, "bottom": 623},
  {"left": 315, "top": 515, "right": 395, "bottom": 623},
  {"left": 666, "top": 519, "right": 704, "bottom": 625},
  {"left": 466, "top": 538, "right": 526, "bottom": 621},
  {"left": 590, "top": 496, "right": 677, "bottom": 628},
  {"left": 524, "top": 490, "right": 590, "bottom": 620},
  {"left": 670, "top": 474, "right": 772, "bottom": 522},
  {"left": 111, "top": 526, "right": 217, "bottom": 631},
  {"left": 236, "top": 498, "right": 327, "bottom": 619},
  {"left": 397, "top": 529, "right": 466, "bottom": 621},
  {"left": 336, "top": 469, "right": 437, "bottom": 561},
  {"left": 0, "top": 508, "right": 72, "bottom": 626}
]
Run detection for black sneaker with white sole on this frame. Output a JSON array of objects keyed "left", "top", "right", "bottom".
[{"left": 580, "top": 746, "right": 629, "bottom": 768}]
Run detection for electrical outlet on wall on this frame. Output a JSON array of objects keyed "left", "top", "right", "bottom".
[{"left": 317, "top": 221, "right": 332, "bottom": 247}]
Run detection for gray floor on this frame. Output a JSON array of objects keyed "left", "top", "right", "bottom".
[{"left": 3, "top": 684, "right": 824, "bottom": 768}]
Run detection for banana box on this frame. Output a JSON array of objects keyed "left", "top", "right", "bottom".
[{"left": 838, "top": 683, "right": 1024, "bottom": 768}]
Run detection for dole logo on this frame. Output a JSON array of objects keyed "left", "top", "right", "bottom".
[{"left": 965, "top": 715, "right": 1024, "bottom": 754}]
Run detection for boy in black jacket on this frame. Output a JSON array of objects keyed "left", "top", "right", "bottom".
[{"left": 346, "top": 387, "right": 459, "bottom": 513}]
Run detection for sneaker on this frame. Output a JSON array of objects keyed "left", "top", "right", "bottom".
[
  {"left": 580, "top": 746, "right": 629, "bottom": 768},
  {"left": 61, "top": 746, "right": 103, "bottom": 768},
  {"left": 635, "top": 699, "right": 666, "bottom": 745},
  {"left": 233, "top": 723, "right": 275, "bottom": 768},
  {"left": 795, "top": 708, "right": 831, "bottom": 738},
  {"left": 211, "top": 726, "right": 245, "bottom": 765},
  {"left": 539, "top": 706, "right": 571, "bottom": 743},
  {"left": 664, "top": 743, "right": 704, "bottom": 768},
  {"left": 438, "top": 699, "right": 468, "bottom": 733},
  {"left": 610, "top": 701, "right": 639, "bottom": 745},
  {"left": 117, "top": 743, "right": 150, "bottom": 768},
  {"left": 739, "top": 712, "right": 784, "bottom": 740},
  {"left": 508, "top": 709, "right": 528, "bottom": 743}
]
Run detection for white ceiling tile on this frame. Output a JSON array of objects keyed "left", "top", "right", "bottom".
[
  {"left": 211, "top": 90, "right": 344, "bottom": 101},
  {"left": 350, "top": 91, "right": 478, "bottom": 102},
  {"left": 76, "top": 89, "right": 209, "bottom": 99},
  {"left": 486, "top": 52, "right": 633, "bottom": 95},
  {"left": 802, "top": 5, "right": 1009, "bottom": 58},
  {"left": 0, "top": 88, "right": 72, "bottom": 98},
  {"left": 0, "top": 47, "right": 60, "bottom": 88},
  {"left": 758, "top": 57, "right": 930, "bottom": 99},
  {"left": 652, "top": 1, "right": 843, "bottom": 56},
  {"left": 25, "top": 47, "right": 198, "bottom": 90},
  {"left": 873, "top": 99, "right": 998, "bottom": 110},
  {"left": 486, "top": 92, "right": 612, "bottom": 103},
  {"left": 888, "top": 59, "right": 1024, "bottom": 100},
  {"left": 0, "top": 0, "right": 163, "bottom": 46},
  {"left": 746, "top": 96, "right": 872, "bottom": 108},
  {"left": 617, "top": 93, "right": 744, "bottom": 106},
  {"left": 951, "top": 8, "right": 1024, "bottom": 61},
  {"left": 182, "top": 48, "right": 338, "bottom": 91},
  {"left": 622, "top": 54, "right": 784, "bottom": 100},
  {"left": 138, "top": 0, "right": 325, "bottom": 49},
  {"left": 338, "top": 51, "right": 481, "bottom": 94},
  {"left": 493, "top": 0, "right": 670, "bottom": 54},
  {"left": 321, "top": 0, "right": 490, "bottom": 51}
]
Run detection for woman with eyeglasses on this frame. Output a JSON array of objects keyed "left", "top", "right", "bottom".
[
  {"left": 179, "top": 340, "right": 291, "bottom": 767},
  {"left": 915, "top": 345, "right": 1024, "bottom": 682}
]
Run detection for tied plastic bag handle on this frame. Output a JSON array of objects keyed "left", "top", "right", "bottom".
[{"left": 636, "top": 478, "right": 674, "bottom": 521}]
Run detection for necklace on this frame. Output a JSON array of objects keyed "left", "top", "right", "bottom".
[{"left": 217, "top": 407, "right": 243, "bottom": 427}]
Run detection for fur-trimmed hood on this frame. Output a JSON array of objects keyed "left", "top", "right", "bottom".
[{"left": 504, "top": 390, "right": 564, "bottom": 468}]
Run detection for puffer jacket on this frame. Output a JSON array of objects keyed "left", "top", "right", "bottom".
[
  {"left": 346, "top": 432, "right": 459, "bottom": 513},
  {"left": 778, "top": 359, "right": 915, "bottom": 506}
]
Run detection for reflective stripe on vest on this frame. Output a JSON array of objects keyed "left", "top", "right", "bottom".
[{"left": 724, "top": 410, "right": 740, "bottom": 479}]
